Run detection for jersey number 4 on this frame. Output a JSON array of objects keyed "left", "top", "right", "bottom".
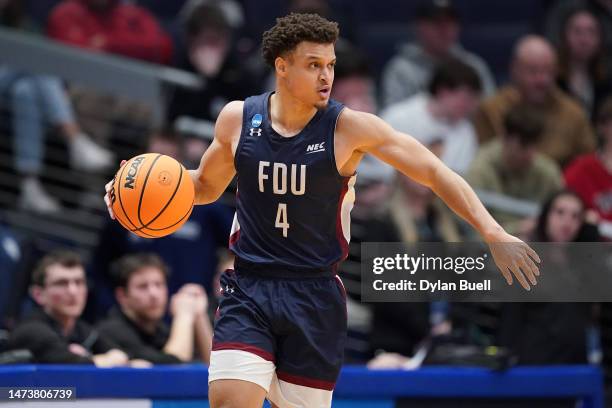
[{"left": 275, "top": 203, "right": 289, "bottom": 237}]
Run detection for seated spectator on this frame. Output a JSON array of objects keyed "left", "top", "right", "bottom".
[
  {"left": 467, "top": 105, "right": 563, "bottom": 235},
  {"left": 368, "top": 168, "right": 464, "bottom": 368},
  {"left": 473, "top": 35, "right": 595, "bottom": 167},
  {"left": 47, "top": 0, "right": 173, "bottom": 64},
  {"left": 387, "top": 171, "right": 464, "bottom": 244},
  {"left": 565, "top": 96, "right": 612, "bottom": 223},
  {"left": 8, "top": 250, "right": 129, "bottom": 366},
  {"left": 555, "top": 6, "right": 612, "bottom": 118},
  {"left": 0, "top": 0, "right": 114, "bottom": 214},
  {"left": 544, "top": 0, "right": 612, "bottom": 64},
  {"left": 498, "top": 190, "right": 596, "bottom": 365},
  {"left": 88, "top": 129, "right": 233, "bottom": 317},
  {"left": 167, "top": 2, "right": 258, "bottom": 123},
  {"left": 97, "top": 253, "right": 212, "bottom": 364},
  {"left": 0, "top": 70, "right": 115, "bottom": 213},
  {"left": 380, "top": 0, "right": 495, "bottom": 108},
  {"left": 382, "top": 58, "right": 482, "bottom": 175}
]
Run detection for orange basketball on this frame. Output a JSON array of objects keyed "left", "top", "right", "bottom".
[{"left": 110, "top": 153, "right": 195, "bottom": 238}]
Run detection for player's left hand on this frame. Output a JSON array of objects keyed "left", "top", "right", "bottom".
[{"left": 488, "top": 233, "right": 541, "bottom": 291}]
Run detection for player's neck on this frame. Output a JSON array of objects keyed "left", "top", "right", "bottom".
[{"left": 269, "top": 89, "right": 318, "bottom": 137}]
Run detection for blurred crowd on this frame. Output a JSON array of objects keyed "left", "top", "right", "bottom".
[{"left": 0, "top": 0, "right": 611, "bottom": 390}]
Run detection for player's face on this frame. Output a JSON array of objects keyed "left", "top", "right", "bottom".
[
  {"left": 124, "top": 267, "right": 168, "bottom": 322},
  {"left": 545, "top": 195, "right": 584, "bottom": 243},
  {"left": 38, "top": 265, "right": 87, "bottom": 321},
  {"left": 283, "top": 41, "right": 336, "bottom": 109}
]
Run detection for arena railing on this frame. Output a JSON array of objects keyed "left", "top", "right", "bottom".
[
  {"left": 0, "top": 26, "right": 203, "bottom": 125},
  {"left": 0, "top": 26, "right": 203, "bottom": 256}
]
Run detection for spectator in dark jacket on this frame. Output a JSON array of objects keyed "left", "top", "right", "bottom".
[
  {"left": 498, "top": 190, "right": 598, "bottom": 365},
  {"left": 97, "top": 253, "right": 212, "bottom": 364},
  {"left": 555, "top": 6, "right": 612, "bottom": 118},
  {"left": 8, "top": 250, "right": 129, "bottom": 366}
]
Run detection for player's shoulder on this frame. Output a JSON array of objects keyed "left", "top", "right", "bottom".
[
  {"left": 336, "top": 107, "right": 394, "bottom": 151},
  {"left": 218, "top": 100, "right": 245, "bottom": 121},
  {"left": 215, "top": 100, "right": 244, "bottom": 144},
  {"left": 337, "top": 107, "right": 388, "bottom": 137},
  {"left": 338, "top": 107, "right": 378, "bottom": 127}
]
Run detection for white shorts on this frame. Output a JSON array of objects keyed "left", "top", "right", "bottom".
[{"left": 208, "top": 349, "right": 334, "bottom": 408}]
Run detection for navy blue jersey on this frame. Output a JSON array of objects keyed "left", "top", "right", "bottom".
[{"left": 229, "top": 92, "right": 356, "bottom": 271}]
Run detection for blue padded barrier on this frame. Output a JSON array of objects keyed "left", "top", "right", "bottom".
[{"left": 0, "top": 364, "right": 603, "bottom": 407}]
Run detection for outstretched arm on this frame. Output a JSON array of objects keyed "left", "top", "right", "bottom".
[{"left": 337, "top": 109, "right": 540, "bottom": 290}]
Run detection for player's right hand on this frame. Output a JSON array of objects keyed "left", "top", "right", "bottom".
[{"left": 103, "top": 160, "right": 126, "bottom": 220}]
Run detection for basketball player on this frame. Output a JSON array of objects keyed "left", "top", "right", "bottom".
[{"left": 104, "top": 13, "right": 540, "bottom": 408}]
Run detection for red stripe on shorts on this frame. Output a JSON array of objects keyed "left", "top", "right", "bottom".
[
  {"left": 212, "top": 341, "right": 275, "bottom": 362},
  {"left": 276, "top": 370, "right": 335, "bottom": 391}
]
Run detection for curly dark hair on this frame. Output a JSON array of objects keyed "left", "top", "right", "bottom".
[{"left": 262, "top": 13, "right": 339, "bottom": 67}]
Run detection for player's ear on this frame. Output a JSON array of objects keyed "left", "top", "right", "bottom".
[{"left": 275, "top": 56, "right": 288, "bottom": 78}]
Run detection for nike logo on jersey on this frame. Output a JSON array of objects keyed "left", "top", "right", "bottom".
[{"left": 306, "top": 142, "right": 325, "bottom": 154}]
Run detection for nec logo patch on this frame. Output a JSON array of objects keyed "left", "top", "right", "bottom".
[{"left": 306, "top": 142, "right": 325, "bottom": 154}]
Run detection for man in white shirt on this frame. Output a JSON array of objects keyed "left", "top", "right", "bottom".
[{"left": 382, "top": 58, "right": 482, "bottom": 175}]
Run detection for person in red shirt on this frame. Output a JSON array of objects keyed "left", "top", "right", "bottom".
[
  {"left": 47, "top": 0, "right": 173, "bottom": 64},
  {"left": 565, "top": 97, "right": 612, "bottom": 223}
]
